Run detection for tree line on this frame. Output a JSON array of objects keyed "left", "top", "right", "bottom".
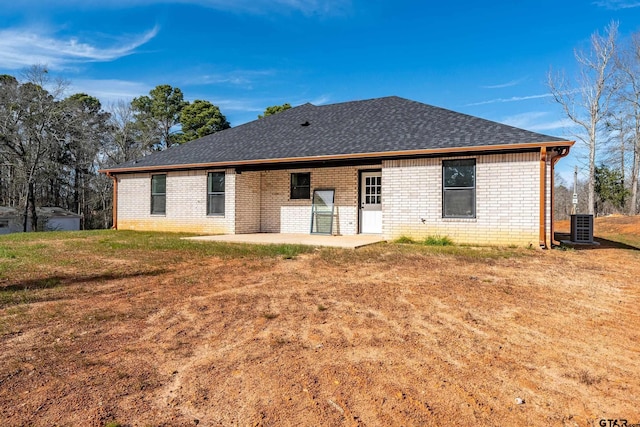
[
  {"left": 0, "top": 65, "right": 291, "bottom": 232},
  {"left": 550, "top": 21, "right": 640, "bottom": 217},
  {"left": 0, "top": 66, "right": 233, "bottom": 231}
]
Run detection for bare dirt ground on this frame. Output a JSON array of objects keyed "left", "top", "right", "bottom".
[{"left": 1, "top": 217, "right": 639, "bottom": 426}]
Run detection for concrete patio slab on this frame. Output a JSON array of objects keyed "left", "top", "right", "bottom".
[{"left": 185, "top": 233, "right": 385, "bottom": 249}]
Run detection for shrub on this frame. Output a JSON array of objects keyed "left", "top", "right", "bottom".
[
  {"left": 394, "top": 236, "right": 416, "bottom": 244},
  {"left": 423, "top": 235, "right": 453, "bottom": 246}
]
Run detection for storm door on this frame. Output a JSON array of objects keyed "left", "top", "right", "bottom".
[{"left": 310, "top": 189, "right": 335, "bottom": 235}]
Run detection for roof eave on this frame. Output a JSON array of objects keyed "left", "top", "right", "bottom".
[{"left": 99, "top": 140, "right": 575, "bottom": 174}]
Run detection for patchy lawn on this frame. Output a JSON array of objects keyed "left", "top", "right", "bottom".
[{"left": 1, "top": 219, "right": 639, "bottom": 426}]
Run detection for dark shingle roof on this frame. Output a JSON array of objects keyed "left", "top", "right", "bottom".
[{"left": 104, "top": 96, "right": 569, "bottom": 172}]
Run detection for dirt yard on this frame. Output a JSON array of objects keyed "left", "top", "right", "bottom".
[{"left": 1, "top": 217, "right": 639, "bottom": 426}]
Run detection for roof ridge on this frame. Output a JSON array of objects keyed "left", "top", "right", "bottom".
[{"left": 101, "top": 96, "right": 572, "bottom": 173}]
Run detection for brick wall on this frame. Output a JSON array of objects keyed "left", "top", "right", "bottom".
[
  {"left": 117, "top": 165, "right": 375, "bottom": 236},
  {"left": 382, "top": 152, "right": 541, "bottom": 246},
  {"left": 117, "top": 169, "right": 236, "bottom": 234},
  {"left": 235, "top": 171, "right": 261, "bottom": 233},
  {"left": 257, "top": 166, "right": 377, "bottom": 235},
  {"left": 115, "top": 153, "right": 545, "bottom": 246}
]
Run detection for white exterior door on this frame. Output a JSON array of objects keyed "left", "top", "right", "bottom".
[{"left": 360, "top": 171, "right": 382, "bottom": 234}]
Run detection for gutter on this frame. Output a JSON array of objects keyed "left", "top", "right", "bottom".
[
  {"left": 99, "top": 141, "right": 574, "bottom": 175},
  {"left": 540, "top": 147, "right": 548, "bottom": 248},
  {"left": 550, "top": 146, "right": 571, "bottom": 246}
]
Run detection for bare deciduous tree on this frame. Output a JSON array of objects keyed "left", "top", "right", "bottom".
[
  {"left": 0, "top": 67, "right": 234, "bottom": 231},
  {"left": 616, "top": 31, "right": 640, "bottom": 215},
  {"left": 105, "top": 100, "right": 148, "bottom": 164},
  {"left": 548, "top": 21, "right": 619, "bottom": 215},
  {"left": 0, "top": 66, "right": 68, "bottom": 231}
]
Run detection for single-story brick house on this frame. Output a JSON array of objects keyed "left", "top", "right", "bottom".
[{"left": 100, "top": 96, "right": 573, "bottom": 247}]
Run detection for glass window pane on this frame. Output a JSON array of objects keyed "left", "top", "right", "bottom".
[
  {"left": 296, "top": 173, "right": 310, "bottom": 186},
  {"left": 208, "top": 172, "right": 225, "bottom": 192},
  {"left": 151, "top": 174, "right": 166, "bottom": 194},
  {"left": 443, "top": 189, "right": 474, "bottom": 217},
  {"left": 208, "top": 194, "right": 225, "bottom": 215},
  {"left": 292, "top": 172, "right": 310, "bottom": 187},
  {"left": 443, "top": 160, "right": 475, "bottom": 188},
  {"left": 291, "top": 173, "right": 310, "bottom": 199},
  {"left": 292, "top": 187, "right": 309, "bottom": 199},
  {"left": 151, "top": 194, "right": 166, "bottom": 214},
  {"left": 313, "top": 190, "right": 334, "bottom": 212}
]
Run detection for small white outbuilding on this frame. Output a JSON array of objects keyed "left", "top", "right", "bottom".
[
  {"left": 0, "top": 207, "right": 23, "bottom": 235},
  {"left": 0, "top": 206, "right": 81, "bottom": 234},
  {"left": 36, "top": 207, "right": 81, "bottom": 232}
]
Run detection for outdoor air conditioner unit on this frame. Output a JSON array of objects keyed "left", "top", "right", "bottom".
[{"left": 570, "top": 214, "right": 594, "bottom": 243}]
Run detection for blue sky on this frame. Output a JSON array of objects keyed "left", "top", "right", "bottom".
[{"left": 2, "top": 0, "right": 640, "bottom": 183}]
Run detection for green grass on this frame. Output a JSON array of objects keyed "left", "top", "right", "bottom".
[
  {"left": 1, "top": 230, "right": 315, "bottom": 257},
  {"left": 394, "top": 235, "right": 453, "bottom": 246},
  {"left": 394, "top": 235, "right": 416, "bottom": 244},
  {"left": 0, "top": 230, "right": 314, "bottom": 274},
  {"left": 0, "top": 229, "right": 531, "bottom": 301},
  {"left": 0, "top": 230, "right": 530, "bottom": 279},
  {"left": 0, "top": 230, "right": 316, "bottom": 308},
  {"left": 423, "top": 235, "right": 454, "bottom": 246},
  {"left": 1, "top": 229, "right": 528, "bottom": 310}
]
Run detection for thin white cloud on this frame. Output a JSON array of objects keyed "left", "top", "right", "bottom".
[
  {"left": 211, "top": 95, "right": 330, "bottom": 113},
  {"left": 465, "top": 93, "right": 553, "bottom": 107},
  {"left": 183, "top": 69, "right": 276, "bottom": 87},
  {"left": 501, "top": 111, "right": 548, "bottom": 128},
  {"left": 305, "top": 94, "right": 331, "bottom": 105},
  {"left": 0, "top": 26, "right": 159, "bottom": 70},
  {"left": 593, "top": 0, "right": 640, "bottom": 9},
  {"left": 481, "top": 77, "right": 528, "bottom": 89},
  {"left": 213, "top": 99, "right": 264, "bottom": 112},
  {"left": 501, "top": 111, "right": 576, "bottom": 133},
  {"left": 200, "top": 75, "right": 252, "bottom": 86},
  {"left": 68, "top": 79, "right": 152, "bottom": 103},
  {"left": 194, "top": 0, "right": 352, "bottom": 15},
  {"left": 11, "top": 0, "right": 351, "bottom": 16}
]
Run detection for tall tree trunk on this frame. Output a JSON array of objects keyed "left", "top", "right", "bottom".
[
  {"left": 29, "top": 181, "right": 38, "bottom": 231},
  {"left": 102, "top": 194, "right": 108, "bottom": 229},
  {"left": 589, "top": 124, "right": 597, "bottom": 215},
  {"left": 73, "top": 167, "right": 80, "bottom": 214},
  {"left": 631, "top": 131, "right": 640, "bottom": 215},
  {"left": 22, "top": 197, "right": 29, "bottom": 232}
]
